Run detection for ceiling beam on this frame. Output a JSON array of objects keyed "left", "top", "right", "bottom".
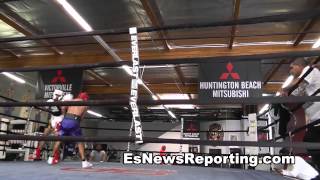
[
  {"left": 83, "top": 83, "right": 280, "bottom": 95},
  {"left": 0, "top": 4, "right": 62, "bottom": 55},
  {"left": 85, "top": 70, "right": 112, "bottom": 86},
  {"left": 293, "top": 18, "right": 318, "bottom": 46},
  {"left": 0, "top": 44, "right": 317, "bottom": 69},
  {"left": 84, "top": 84, "right": 196, "bottom": 94},
  {"left": 174, "top": 66, "right": 192, "bottom": 99},
  {"left": 0, "top": 45, "right": 18, "bottom": 57},
  {"left": 174, "top": 66, "right": 186, "bottom": 86},
  {"left": 263, "top": 59, "right": 287, "bottom": 85},
  {"left": 228, "top": 0, "right": 241, "bottom": 49},
  {"left": 0, "top": 13, "right": 23, "bottom": 57},
  {"left": 245, "top": 11, "right": 319, "bottom": 85},
  {"left": 263, "top": 14, "right": 318, "bottom": 84},
  {"left": 292, "top": 1, "right": 320, "bottom": 46},
  {"left": 140, "top": 0, "right": 170, "bottom": 50},
  {"left": 0, "top": 13, "right": 31, "bottom": 36}
]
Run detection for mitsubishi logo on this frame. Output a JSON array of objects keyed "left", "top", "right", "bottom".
[
  {"left": 51, "top": 70, "right": 67, "bottom": 83},
  {"left": 219, "top": 62, "right": 240, "bottom": 80},
  {"left": 186, "top": 122, "right": 198, "bottom": 132}
]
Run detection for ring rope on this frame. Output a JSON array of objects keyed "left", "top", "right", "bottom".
[
  {"left": 0, "top": 96, "right": 320, "bottom": 107},
  {"left": 0, "top": 112, "right": 48, "bottom": 125},
  {"left": 259, "top": 57, "right": 320, "bottom": 130},
  {"left": 3, "top": 30, "right": 320, "bottom": 50},
  {"left": 288, "top": 57, "right": 320, "bottom": 95},
  {"left": 273, "top": 119, "right": 320, "bottom": 140},
  {"left": 0, "top": 143, "right": 299, "bottom": 157},
  {"left": 0, "top": 111, "right": 248, "bottom": 133},
  {"left": 0, "top": 9, "right": 319, "bottom": 43},
  {"left": 0, "top": 95, "right": 52, "bottom": 114},
  {"left": 1, "top": 134, "right": 320, "bottom": 149}
]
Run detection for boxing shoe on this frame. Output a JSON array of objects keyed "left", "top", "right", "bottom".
[
  {"left": 47, "top": 156, "right": 59, "bottom": 165},
  {"left": 47, "top": 157, "right": 54, "bottom": 165},
  {"left": 34, "top": 147, "right": 41, "bottom": 160},
  {"left": 47, "top": 151, "right": 60, "bottom": 165},
  {"left": 82, "top": 161, "right": 93, "bottom": 168}
]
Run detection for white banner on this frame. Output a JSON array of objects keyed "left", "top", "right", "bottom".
[
  {"left": 129, "top": 27, "right": 143, "bottom": 144},
  {"left": 245, "top": 113, "right": 258, "bottom": 155}
]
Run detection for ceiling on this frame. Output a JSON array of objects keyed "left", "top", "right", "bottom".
[{"left": 0, "top": 0, "right": 320, "bottom": 122}]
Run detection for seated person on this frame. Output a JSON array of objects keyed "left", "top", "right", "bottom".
[
  {"left": 276, "top": 148, "right": 319, "bottom": 180},
  {"left": 63, "top": 143, "right": 77, "bottom": 159},
  {"left": 89, "top": 144, "right": 107, "bottom": 162},
  {"left": 160, "top": 145, "right": 166, "bottom": 156}
]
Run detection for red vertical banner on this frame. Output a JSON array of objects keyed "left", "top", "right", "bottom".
[{"left": 183, "top": 120, "right": 200, "bottom": 138}]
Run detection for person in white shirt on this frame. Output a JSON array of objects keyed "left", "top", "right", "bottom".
[
  {"left": 277, "top": 148, "right": 319, "bottom": 180},
  {"left": 282, "top": 58, "right": 320, "bottom": 169},
  {"left": 89, "top": 144, "right": 107, "bottom": 162}
]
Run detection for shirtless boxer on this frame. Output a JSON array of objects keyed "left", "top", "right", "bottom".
[{"left": 48, "top": 92, "right": 92, "bottom": 168}]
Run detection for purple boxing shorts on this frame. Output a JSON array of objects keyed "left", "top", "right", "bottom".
[{"left": 59, "top": 117, "right": 82, "bottom": 137}]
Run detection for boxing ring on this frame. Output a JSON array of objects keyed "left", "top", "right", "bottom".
[
  {"left": 0, "top": 162, "right": 289, "bottom": 180},
  {"left": 0, "top": 20, "right": 320, "bottom": 180}
]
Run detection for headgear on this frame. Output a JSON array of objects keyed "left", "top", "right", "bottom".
[
  {"left": 77, "top": 92, "right": 89, "bottom": 101},
  {"left": 52, "top": 89, "right": 63, "bottom": 100}
]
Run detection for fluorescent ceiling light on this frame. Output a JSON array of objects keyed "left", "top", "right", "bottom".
[
  {"left": 144, "top": 65, "right": 175, "bottom": 68},
  {"left": 147, "top": 105, "right": 178, "bottom": 119},
  {"left": 164, "top": 104, "right": 195, "bottom": 109},
  {"left": 147, "top": 105, "right": 165, "bottom": 110},
  {"left": 29, "top": 52, "right": 55, "bottom": 56},
  {"left": 152, "top": 95, "right": 159, "bottom": 100},
  {"left": 167, "top": 110, "right": 177, "bottom": 119},
  {"left": 121, "top": 65, "right": 133, "bottom": 76},
  {"left": 266, "top": 82, "right": 283, "bottom": 84},
  {"left": 312, "top": 38, "right": 320, "bottom": 48},
  {"left": 281, "top": 75, "right": 294, "bottom": 88},
  {"left": 262, "top": 93, "right": 272, "bottom": 96},
  {"left": 56, "top": 0, "right": 93, "bottom": 31},
  {"left": 2, "top": 72, "right": 25, "bottom": 84},
  {"left": 148, "top": 104, "right": 194, "bottom": 109},
  {"left": 170, "top": 39, "right": 320, "bottom": 50},
  {"left": 259, "top": 104, "right": 269, "bottom": 114},
  {"left": 137, "top": 80, "right": 159, "bottom": 101},
  {"left": 181, "top": 114, "right": 198, "bottom": 117},
  {"left": 87, "top": 110, "right": 103, "bottom": 118},
  {"left": 158, "top": 94, "right": 189, "bottom": 100}
]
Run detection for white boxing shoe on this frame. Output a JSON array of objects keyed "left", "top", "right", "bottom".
[
  {"left": 47, "top": 157, "right": 53, "bottom": 165},
  {"left": 82, "top": 161, "right": 93, "bottom": 168}
]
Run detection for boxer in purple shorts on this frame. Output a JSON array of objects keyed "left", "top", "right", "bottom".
[
  {"left": 48, "top": 92, "right": 93, "bottom": 168},
  {"left": 59, "top": 115, "right": 82, "bottom": 137}
]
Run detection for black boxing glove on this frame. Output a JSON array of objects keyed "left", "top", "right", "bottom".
[
  {"left": 50, "top": 106, "right": 62, "bottom": 116},
  {"left": 47, "top": 99, "right": 62, "bottom": 116}
]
